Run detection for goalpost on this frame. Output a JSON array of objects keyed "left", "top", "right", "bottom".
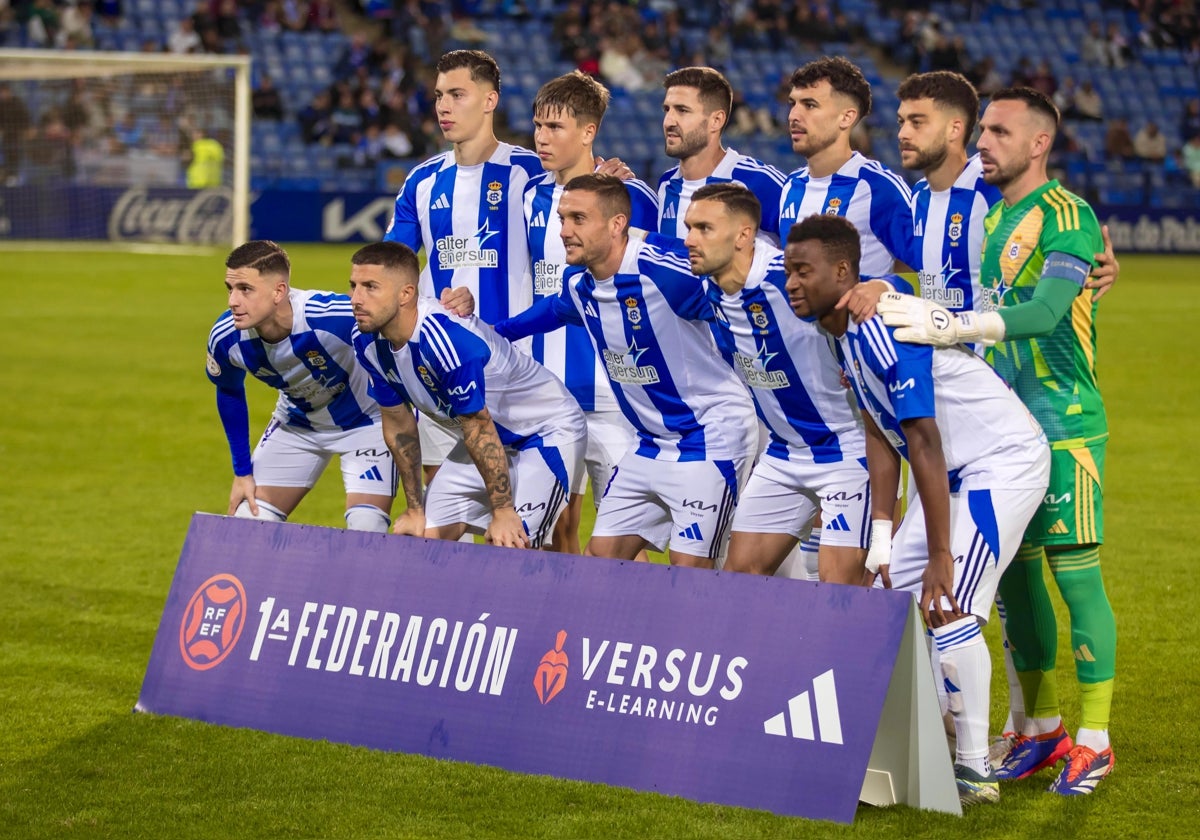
[{"left": 0, "top": 48, "right": 250, "bottom": 251}]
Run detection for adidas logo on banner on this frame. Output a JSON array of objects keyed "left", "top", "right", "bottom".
[
  {"left": 431, "top": 194, "right": 450, "bottom": 210},
  {"left": 663, "top": 204, "right": 676, "bottom": 219},
  {"left": 530, "top": 211, "right": 547, "bottom": 228},
  {"left": 359, "top": 466, "right": 383, "bottom": 481},
  {"left": 763, "top": 669, "right": 843, "bottom": 745},
  {"left": 825, "top": 513, "right": 851, "bottom": 532},
  {"left": 677, "top": 522, "right": 704, "bottom": 541}
]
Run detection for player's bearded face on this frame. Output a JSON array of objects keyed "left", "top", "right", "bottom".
[
  {"left": 897, "top": 99, "right": 950, "bottom": 172},
  {"left": 683, "top": 200, "right": 736, "bottom": 276},
  {"left": 349, "top": 264, "right": 401, "bottom": 334},
  {"left": 788, "top": 83, "right": 845, "bottom": 157},
  {"left": 662, "top": 87, "right": 711, "bottom": 160},
  {"left": 558, "top": 191, "right": 610, "bottom": 269},
  {"left": 977, "top": 100, "right": 1035, "bottom": 188}
]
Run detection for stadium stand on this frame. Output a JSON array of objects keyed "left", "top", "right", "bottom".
[{"left": 2, "top": 0, "right": 1197, "bottom": 206}]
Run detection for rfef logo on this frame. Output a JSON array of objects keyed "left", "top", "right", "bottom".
[
  {"left": 533, "top": 630, "right": 569, "bottom": 705},
  {"left": 179, "top": 573, "right": 247, "bottom": 671}
]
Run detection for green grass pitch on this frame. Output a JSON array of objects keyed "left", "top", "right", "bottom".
[{"left": 2, "top": 245, "right": 1198, "bottom": 838}]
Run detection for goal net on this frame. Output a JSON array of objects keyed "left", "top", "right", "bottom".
[{"left": 0, "top": 49, "right": 249, "bottom": 250}]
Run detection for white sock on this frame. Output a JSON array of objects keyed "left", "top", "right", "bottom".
[
  {"left": 234, "top": 499, "right": 287, "bottom": 522},
  {"left": 799, "top": 533, "right": 820, "bottom": 582},
  {"left": 928, "top": 631, "right": 949, "bottom": 716},
  {"left": 996, "top": 598, "right": 1026, "bottom": 734},
  {"left": 933, "top": 616, "right": 992, "bottom": 770},
  {"left": 1024, "top": 715, "right": 1063, "bottom": 738},
  {"left": 1075, "top": 727, "right": 1110, "bottom": 752},
  {"left": 344, "top": 504, "right": 390, "bottom": 533}
]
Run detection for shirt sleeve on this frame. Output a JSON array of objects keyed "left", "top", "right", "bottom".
[
  {"left": 214, "top": 384, "right": 253, "bottom": 476},
  {"left": 421, "top": 315, "right": 491, "bottom": 416},
  {"left": 494, "top": 286, "right": 580, "bottom": 340},
  {"left": 867, "top": 172, "right": 916, "bottom": 268},
  {"left": 382, "top": 171, "right": 422, "bottom": 248},
  {"left": 861, "top": 317, "right": 935, "bottom": 423},
  {"left": 354, "top": 337, "right": 408, "bottom": 408},
  {"left": 996, "top": 266, "right": 1085, "bottom": 340}
]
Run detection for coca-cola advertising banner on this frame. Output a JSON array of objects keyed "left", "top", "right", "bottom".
[{"left": 137, "top": 514, "right": 917, "bottom": 823}]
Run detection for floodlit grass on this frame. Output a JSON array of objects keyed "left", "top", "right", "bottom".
[{"left": 1, "top": 248, "right": 1198, "bottom": 838}]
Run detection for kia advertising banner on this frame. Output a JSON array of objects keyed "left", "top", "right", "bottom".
[{"left": 138, "top": 514, "right": 938, "bottom": 823}]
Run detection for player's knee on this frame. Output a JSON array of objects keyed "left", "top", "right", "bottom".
[
  {"left": 344, "top": 504, "right": 390, "bottom": 533},
  {"left": 234, "top": 500, "right": 287, "bottom": 522}
]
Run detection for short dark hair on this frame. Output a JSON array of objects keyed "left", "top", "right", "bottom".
[
  {"left": 351, "top": 241, "right": 420, "bottom": 278},
  {"left": 786, "top": 214, "right": 861, "bottom": 276},
  {"left": 897, "top": 70, "right": 981, "bottom": 139},
  {"left": 436, "top": 49, "right": 501, "bottom": 92},
  {"left": 989, "top": 86, "right": 1060, "bottom": 128},
  {"left": 691, "top": 182, "right": 762, "bottom": 229},
  {"left": 790, "top": 57, "right": 872, "bottom": 121},
  {"left": 226, "top": 240, "right": 290, "bottom": 277},
  {"left": 562, "top": 173, "right": 631, "bottom": 222},
  {"left": 663, "top": 66, "right": 734, "bottom": 119},
  {"left": 533, "top": 70, "right": 610, "bottom": 126}
]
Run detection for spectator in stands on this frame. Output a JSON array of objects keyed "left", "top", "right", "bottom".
[
  {"left": 185, "top": 126, "right": 224, "bottom": 187},
  {"left": 1074, "top": 80, "right": 1104, "bottom": 122},
  {"left": 306, "top": 0, "right": 338, "bottom": 32},
  {"left": 1182, "top": 99, "right": 1200, "bottom": 143},
  {"left": 113, "top": 111, "right": 142, "bottom": 151},
  {"left": 26, "top": 109, "right": 74, "bottom": 183},
  {"left": 1009, "top": 56, "right": 1035, "bottom": 87},
  {"left": 330, "top": 88, "right": 364, "bottom": 145},
  {"left": 335, "top": 32, "right": 372, "bottom": 82},
  {"left": 257, "top": 0, "right": 284, "bottom": 34},
  {"left": 1106, "top": 22, "right": 1131, "bottom": 69},
  {"left": 252, "top": 74, "right": 285, "bottom": 121},
  {"left": 704, "top": 23, "right": 732, "bottom": 68},
  {"left": 599, "top": 34, "right": 651, "bottom": 91},
  {"left": 146, "top": 114, "right": 180, "bottom": 157},
  {"left": 1105, "top": 116, "right": 1136, "bottom": 160},
  {"left": 280, "top": 0, "right": 306, "bottom": 32},
  {"left": 928, "top": 33, "right": 965, "bottom": 73},
  {"left": 967, "top": 56, "right": 1004, "bottom": 96},
  {"left": 1054, "top": 76, "right": 1077, "bottom": 116},
  {"left": 381, "top": 122, "right": 415, "bottom": 158},
  {"left": 1185, "top": 34, "right": 1200, "bottom": 65},
  {"left": 215, "top": 0, "right": 241, "bottom": 41},
  {"left": 1082, "top": 20, "right": 1108, "bottom": 64},
  {"left": 358, "top": 87, "right": 383, "bottom": 129},
  {"left": 352, "top": 122, "right": 385, "bottom": 167},
  {"left": 1134, "top": 120, "right": 1168, "bottom": 162},
  {"left": 0, "top": 82, "right": 31, "bottom": 186},
  {"left": 168, "top": 17, "right": 202, "bottom": 54},
  {"left": 24, "top": 0, "right": 59, "bottom": 46},
  {"left": 1028, "top": 60, "right": 1058, "bottom": 98},
  {"left": 298, "top": 90, "right": 333, "bottom": 144},
  {"left": 190, "top": 0, "right": 217, "bottom": 41},
  {"left": 56, "top": 1, "right": 95, "bottom": 50},
  {"left": 1183, "top": 133, "right": 1200, "bottom": 187}
]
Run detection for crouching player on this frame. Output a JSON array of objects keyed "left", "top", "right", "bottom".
[
  {"left": 206, "top": 240, "right": 395, "bottom": 531},
  {"left": 783, "top": 214, "right": 1050, "bottom": 806},
  {"left": 350, "top": 242, "right": 585, "bottom": 549}
]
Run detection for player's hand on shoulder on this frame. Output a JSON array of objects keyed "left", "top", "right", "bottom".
[
  {"left": 228, "top": 475, "right": 258, "bottom": 516},
  {"left": 1087, "top": 224, "right": 1119, "bottom": 301},
  {"left": 485, "top": 506, "right": 530, "bottom": 549},
  {"left": 594, "top": 156, "right": 635, "bottom": 181},
  {"left": 392, "top": 508, "right": 426, "bottom": 537},
  {"left": 838, "top": 278, "right": 893, "bottom": 323},
  {"left": 440, "top": 286, "right": 475, "bottom": 317}
]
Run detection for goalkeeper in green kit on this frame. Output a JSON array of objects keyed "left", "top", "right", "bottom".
[{"left": 877, "top": 87, "right": 1116, "bottom": 796}]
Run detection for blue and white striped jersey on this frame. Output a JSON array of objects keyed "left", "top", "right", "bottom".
[
  {"left": 836, "top": 308, "right": 1048, "bottom": 490},
  {"left": 354, "top": 298, "right": 584, "bottom": 451},
  {"left": 383, "top": 142, "right": 543, "bottom": 325},
  {"left": 206, "top": 289, "right": 378, "bottom": 433},
  {"left": 910, "top": 154, "right": 1002, "bottom": 313},
  {"left": 657, "top": 148, "right": 788, "bottom": 245},
  {"left": 706, "top": 244, "right": 864, "bottom": 465},
  {"left": 778, "top": 151, "right": 914, "bottom": 276},
  {"left": 524, "top": 172, "right": 659, "bottom": 412},
  {"left": 497, "top": 233, "right": 757, "bottom": 462}
]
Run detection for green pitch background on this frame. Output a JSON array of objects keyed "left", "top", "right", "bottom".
[{"left": 2, "top": 246, "right": 1197, "bottom": 837}]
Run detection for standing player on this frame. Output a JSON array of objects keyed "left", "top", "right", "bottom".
[
  {"left": 657, "top": 67, "right": 787, "bottom": 246},
  {"left": 497, "top": 174, "right": 758, "bottom": 567},
  {"left": 350, "top": 242, "right": 585, "bottom": 549},
  {"left": 878, "top": 88, "right": 1118, "bottom": 795},
  {"left": 784, "top": 214, "right": 1050, "bottom": 806},
  {"left": 682, "top": 183, "right": 869, "bottom": 584},
  {"left": 779, "top": 57, "right": 913, "bottom": 277},
  {"left": 383, "top": 50, "right": 543, "bottom": 480},
  {"left": 206, "top": 240, "right": 395, "bottom": 532},
  {"left": 525, "top": 71, "right": 659, "bottom": 553}
]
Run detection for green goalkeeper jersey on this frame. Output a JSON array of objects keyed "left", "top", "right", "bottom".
[{"left": 980, "top": 180, "right": 1107, "bottom": 445}]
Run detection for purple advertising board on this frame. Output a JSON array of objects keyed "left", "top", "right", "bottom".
[{"left": 138, "top": 514, "right": 925, "bottom": 824}]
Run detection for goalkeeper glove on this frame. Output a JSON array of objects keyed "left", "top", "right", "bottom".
[{"left": 876, "top": 292, "right": 1006, "bottom": 347}]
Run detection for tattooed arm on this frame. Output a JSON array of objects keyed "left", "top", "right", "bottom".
[
  {"left": 380, "top": 402, "right": 426, "bottom": 536},
  {"left": 459, "top": 407, "right": 529, "bottom": 549}
]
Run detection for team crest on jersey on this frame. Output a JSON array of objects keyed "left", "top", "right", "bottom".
[
  {"left": 948, "top": 213, "right": 963, "bottom": 244},
  {"left": 417, "top": 364, "right": 437, "bottom": 390},
  {"left": 206, "top": 352, "right": 221, "bottom": 377},
  {"left": 749, "top": 302, "right": 769, "bottom": 330},
  {"left": 624, "top": 296, "right": 642, "bottom": 325},
  {"left": 487, "top": 180, "right": 503, "bottom": 207},
  {"left": 305, "top": 349, "right": 328, "bottom": 369},
  {"left": 825, "top": 198, "right": 842, "bottom": 215}
]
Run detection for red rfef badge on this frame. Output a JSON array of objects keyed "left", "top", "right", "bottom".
[
  {"left": 179, "top": 573, "right": 247, "bottom": 671},
  {"left": 533, "top": 629, "right": 569, "bottom": 705}
]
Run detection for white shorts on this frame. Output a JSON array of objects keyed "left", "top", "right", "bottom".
[
  {"left": 417, "top": 414, "right": 461, "bottom": 467},
  {"left": 572, "top": 409, "right": 636, "bottom": 498},
  {"left": 592, "top": 452, "right": 750, "bottom": 559},
  {"left": 887, "top": 483, "right": 1046, "bottom": 621},
  {"left": 423, "top": 438, "right": 585, "bottom": 549},
  {"left": 251, "top": 419, "right": 396, "bottom": 497},
  {"left": 733, "top": 453, "right": 870, "bottom": 548}
]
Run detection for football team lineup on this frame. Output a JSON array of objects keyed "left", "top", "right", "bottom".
[{"left": 204, "top": 51, "right": 1121, "bottom": 807}]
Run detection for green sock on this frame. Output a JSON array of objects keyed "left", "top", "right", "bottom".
[
  {"left": 997, "top": 542, "right": 1060, "bottom": 718},
  {"left": 1047, "top": 545, "right": 1117, "bottom": 730}
]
